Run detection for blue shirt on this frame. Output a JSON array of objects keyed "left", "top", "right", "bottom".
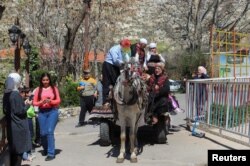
[{"left": 105, "top": 44, "right": 124, "bottom": 66}]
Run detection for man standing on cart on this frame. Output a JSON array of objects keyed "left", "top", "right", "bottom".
[{"left": 102, "top": 39, "right": 131, "bottom": 109}]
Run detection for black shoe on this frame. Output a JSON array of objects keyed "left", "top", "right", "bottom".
[
  {"left": 42, "top": 151, "right": 47, "bottom": 156},
  {"left": 75, "top": 122, "right": 87, "bottom": 128},
  {"left": 45, "top": 156, "right": 55, "bottom": 161}
]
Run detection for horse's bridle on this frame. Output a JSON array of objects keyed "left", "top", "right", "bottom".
[{"left": 122, "top": 62, "right": 140, "bottom": 86}]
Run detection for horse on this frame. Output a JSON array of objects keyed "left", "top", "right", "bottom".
[{"left": 113, "top": 61, "right": 148, "bottom": 163}]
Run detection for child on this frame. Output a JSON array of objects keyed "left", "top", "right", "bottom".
[
  {"left": 19, "top": 87, "right": 35, "bottom": 161},
  {"left": 167, "top": 92, "right": 185, "bottom": 131},
  {"left": 26, "top": 94, "right": 38, "bottom": 152},
  {"left": 168, "top": 92, "right": 185, "bottom": 114}
]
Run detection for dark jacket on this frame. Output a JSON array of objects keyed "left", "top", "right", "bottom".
[
  {"left": 194, "top": 73, "right": 209, "bottom": 79},
  {"left": 3, "top": 91, "right": 32, "bottom": 154},
  {"left": 148, "top": 74, "right": 170, "bottom": 100},
  {"left": 147, "top": 73, "right": 170, "bottom": 115}
]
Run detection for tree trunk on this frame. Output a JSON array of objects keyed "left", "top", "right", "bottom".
[
  {"left": 0, "top": 4, "right": 5, "bottom": 20},
  {"left": 59, "top": 2, "right": 90, "bottom": 80},
  {"left": 83, "top": 4, "right": 91, "bottom": 70}
]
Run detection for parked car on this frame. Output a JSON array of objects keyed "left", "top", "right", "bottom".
[{"left": 169, "top": 79, "right": 181, "bottom": 92}]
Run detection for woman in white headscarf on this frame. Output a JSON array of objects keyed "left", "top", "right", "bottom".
[
  {"left": 2, "top": 73, "right": 32, "bottom": 166},
  {"left": 193, "top": 66, "right": 209, "bottom": 118},
  {"left": 194, "top": 66, "right": 209, "bottom": 79},
  {"left": 143, "top": 42, "right": 165, "bottom": 75}
]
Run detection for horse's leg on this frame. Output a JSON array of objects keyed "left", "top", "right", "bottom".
[
  {"left": 116, "top": 115, "right": 126, "bottom": 163},
  {"left": 129, "top": 113, "right": 138, "bottom": 163},
  {"left": 134, "top": 113, "right": 140, "bottom": 155}
]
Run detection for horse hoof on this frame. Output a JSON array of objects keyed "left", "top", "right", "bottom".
[
  {"left": 116, "top": 158, "right": 125, "bottom": 163},
  {"left": 130, "top": 158, "right": 138, "bottom": 163}
]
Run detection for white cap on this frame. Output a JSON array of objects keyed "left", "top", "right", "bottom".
[
  {"left": 149, "top": 42, "right": 157, "bottom": 48},
  {"left": 139, "top": 38, "right": 148, "bottom": 45}
]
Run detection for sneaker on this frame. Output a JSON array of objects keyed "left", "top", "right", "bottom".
[
  {"left": 23, "top": 153, "right": 35, "bottom": 162},
  {"left": 22, "top": 152, "right": 29, "bottom": 161},
  {"left": 45, "top": 156, "right": 55, "bottom": 161},
  {"left": 173, "top": 108, "right": 183, "bottom": 113},
  {"left": 28, "top": 154, "right": 36, "bottom": 161}
]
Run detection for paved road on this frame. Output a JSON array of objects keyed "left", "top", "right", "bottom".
[{"left": 27, "top": 94, "right": 248, "bottom": 166}]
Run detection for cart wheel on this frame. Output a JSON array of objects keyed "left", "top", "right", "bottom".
[
  {"left": 155, "top": 116, "right": 167, "bottom": 144},
  {"left": 99, "top": 121, "right": 111, "bottom": 146}
]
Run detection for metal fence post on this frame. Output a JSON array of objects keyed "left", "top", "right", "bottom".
[{"left": 225, "top": 83, "right": 231, "bottom": 130}]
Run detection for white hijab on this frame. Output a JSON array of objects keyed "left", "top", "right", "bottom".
[{"left": 4, "top": 73, "right": 22, "bottom": 93}]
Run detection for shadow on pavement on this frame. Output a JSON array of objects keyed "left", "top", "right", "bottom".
[{"left": 204, "top": 137, "right": 236, "bottom": 150}]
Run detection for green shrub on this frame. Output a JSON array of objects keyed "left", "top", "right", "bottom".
[
  {"left": 59, "top": 76, "right": 79, "bottom": 108},
  {"left": 176, "top": 51, "right": 210, "bottom": 79}
]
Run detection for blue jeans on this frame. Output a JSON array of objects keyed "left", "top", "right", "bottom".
[{"left": 38, "top": 108, "right": 58, "bottom": 157}]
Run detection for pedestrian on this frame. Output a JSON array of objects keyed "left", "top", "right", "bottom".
[
  {"left": 194, "top": 66, "right": 209, "bottom": 79},
  {"left": 147, "top": 63, "right": 170, "bottom": 124},
  {"left": 130, "top": 38, "right": 148, "bottom": 69},
  {"left": 144, "top": 42, "right": 165, "bottom": 75},
  {"left": 3, "top": 73, "right": 32, "bottom": 166},
  {"left": 19, "top": 87, "right": 36, "bottom": 161},
  {"left": 76, "top": 68, "right": 97, "bottom": 127},
  {"left": 102, "top": 38, "right": 131, "bottom": 108},
  {"left": 32, "top": 88, "right": 41, "bottom": 148},
  {"left": 193, "top": 66, "right": 209, "bottom": 118},
  {"left": 24, "top": 88, "right": 41, "bottom": 150},
  {"left": 32, "top": 72, "right": 61, "bottom": 161}
]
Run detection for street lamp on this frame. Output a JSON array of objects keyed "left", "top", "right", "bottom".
[
  {"left": 23, "top": 39, "right": 31, "bottom": 55},
  {"left": 8, "top": 24, "right": 31, "bottom": 87},
  {"left": 8, "top": 25, "right": 21, "bottom": 43}
]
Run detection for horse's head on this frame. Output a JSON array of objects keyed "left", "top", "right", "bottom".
[
  {"left": 122, "top": 58, "right": 140, "bottom": 86},
  {"left": 114, "top": 59, "right": 141, "bottom": 105}
]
